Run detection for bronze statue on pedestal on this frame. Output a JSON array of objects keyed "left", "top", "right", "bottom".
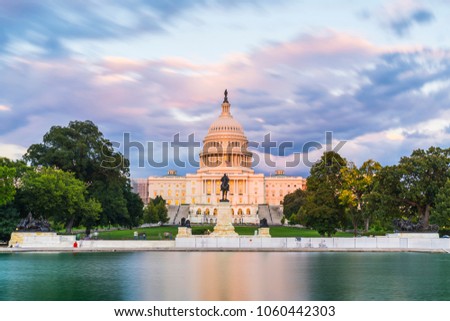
[{"left": 220, "top": 173, "right": 229, "bottom": 201}]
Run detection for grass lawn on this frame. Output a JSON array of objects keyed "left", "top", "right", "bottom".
[{"left": 97, "top": 225, "right": 355, "bottom": 240}]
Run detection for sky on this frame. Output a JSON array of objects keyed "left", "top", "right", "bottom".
[{"left": 1, "top": 0, "right": 450, "bottom": 178}]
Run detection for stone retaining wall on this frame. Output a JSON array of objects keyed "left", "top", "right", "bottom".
[
  {"left": 175, "top": 236, "right": 450, "bottom": 250},
  {"left": 7, "top": 234, "right": 450, "bottom": 251},
  {"left": 77, "top": 240, "right": 175, "bottom": 249}
]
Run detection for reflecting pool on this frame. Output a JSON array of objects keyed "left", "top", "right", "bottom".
[{"left": 1, "top": 251, "right": 449, "bottom": 300}]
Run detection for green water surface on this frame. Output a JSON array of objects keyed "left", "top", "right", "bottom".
[{"left": 1, "top": 252, "right": 449, "bottom": 300}]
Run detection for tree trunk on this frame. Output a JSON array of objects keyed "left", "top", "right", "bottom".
[
  {"left": 65, "top": 216, "right": 75, "bottom": 234},
  {"left": 364, "top": 217, "right": 370, "bottom": 233},
  {"left": 353, "top": 219, "right": 358, "bottom": 236},
  {"left": 423, "top": 204, "right": 431, "bottom": 228},
  {"left": 85, "top": 226, "right": 91, "bottom": 237}
]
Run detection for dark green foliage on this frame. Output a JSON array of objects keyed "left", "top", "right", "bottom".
[
  {"left": 23, "top": 120, "right": 140, "bottom": 229},
  {"left": 288, "top": 213, "right": 299, "bottom": 225},
  {"left": 124, "top": 185, "right": 144, "bottom": 228},
  {"left": 0, "top": 205, "right": 20, "bottom": 241},
  {"left": 283, "top": 188, "right": 307, "bottom": 221},
  {"left": 374, "top": 147, "right": 450, "bottom": 228},
  {"left": 0, "top": 166, "right": 16, "bottom": 206},
  {"left": 24, "top": 120, "right": 126, "bottom": 182},
  {"left": 338, "top": 159, "right": 381, "bottom": 235},
  {"left": 432, "top": 179, "right": 450, "bottom": 228},
  {"left": 0, "top": 157, "right": 28, "bottom": 207},
  {"left": 90, "top": 180, "right": 129, "bottom": 226},
  {"left": 19, "top": 167, "right": 101, "bottom": 233},
  {"left": 143, "top": 196, "right": 169, "bottom": 224},
  {"left": 299, "top": 151, "right": 347, "bottom": 236}
]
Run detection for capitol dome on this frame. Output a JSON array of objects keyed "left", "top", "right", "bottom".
[
  {"left": 199, "top": 90, "right": 253, "bottom": 173},
  {"left": 207, "top": 102, "right": 244, "bottom": 135}
]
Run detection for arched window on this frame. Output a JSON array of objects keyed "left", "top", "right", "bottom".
[{"left": 246, "top": 208, "right": 251, "bottom": 215}]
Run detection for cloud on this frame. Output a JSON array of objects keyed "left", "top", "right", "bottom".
[
  {"left": 390, "top": 9, "right": 434, "bottom": 36},
  {"left": 0, "top": 143, "right": 27, "bottom": 160},
  {"left": 0, "top": 105, "right": 11, "bottom": 112},
  {"left": 0, "top": 0, "right": 273, "bottom": 59},
  {"left": 378, "top": 0, "right": 435, "bottom": 37},
  {"left": 1, "top": 30, "right": 450, "bottom": 177}
]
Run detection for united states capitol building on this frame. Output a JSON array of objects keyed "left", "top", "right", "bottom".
[{"left": 132, "top": 92, "right": 305, "bottom": 225}]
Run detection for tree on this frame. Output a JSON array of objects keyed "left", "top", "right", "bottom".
[
  {"left": 90, "top": 179, "right": 129, "bottom": 227},
  {"left": 23, "top": 120, "right": 135, "bottom": 228},
  {"left": 283, "top": 188, "right": 307, "bottom": 221},
  {"left": 80, "top": 198, "right": 103, "bottom": 236},
  {"left": 0, "top": 166, "right": 16, "bottom": 206},
  {"left": 143, "top": 196, "right": 169, "bottom": 224},
  {"left": 143, "top": 202, "right": 159, "bottom": 224},
  {"left": 20, "top": 167, "right": 101, "bottom": 233},
  {"left": 124, "top": 184, "right": 144, "bottom": 228},
  {"left": 24, "top": 120, "right": 126, "bottom": 182},
  {"left": 431, "top": 179, "right": 450, "bottom": 229},
  {"left": 0, "top": 205, "right": 20, "bottom": 241},
  {"left": 153, "top": 196, "right": 169, "bottom": 224},
  {"left": 398, "top": 147, "right": 449, "bottom": 228},
  {"left": 288, "top": 213, "right": 299, "bottom": 225},
  {"left": 367, "top": 165, "right": 406, "bottom": 230},
  {"left": 299, "top": 151, "right": 347, "bottom": 236},
  {"left": 339, "top": 159, "right": 381, "bottom": 235},
  {"left": 375, "top": 147, "right": 450, "bottom": 228}
]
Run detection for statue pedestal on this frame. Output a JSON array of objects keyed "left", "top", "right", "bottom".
[
  {"left": 177, "top": 227, "right": 192, "bottom": 238},
  {"left": 258, "top": 227, "right": 271, "bottom": 238},
  {"left": 210, "top": 202, "right": 238, "bottom": 237}
]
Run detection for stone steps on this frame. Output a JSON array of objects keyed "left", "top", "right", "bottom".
[{"left": 258, "top": 205, "right": 272, "bottom": 225}]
